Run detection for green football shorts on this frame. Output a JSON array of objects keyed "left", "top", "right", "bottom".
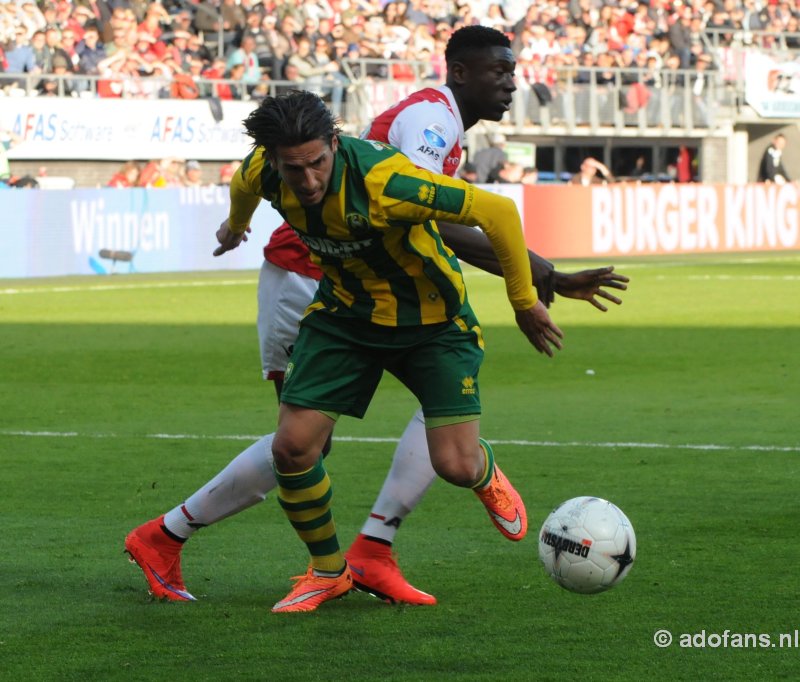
[{"left": 280, "top": 305, "right": 485, "bottom": 421}]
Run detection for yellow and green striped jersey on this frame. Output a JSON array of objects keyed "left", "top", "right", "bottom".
[{"left": 228, "top": 136, "right": 537, "bottom": 326}]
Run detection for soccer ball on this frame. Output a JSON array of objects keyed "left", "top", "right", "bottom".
[{"left": 538, "top": 496, "right": 636, "bottom": 594}]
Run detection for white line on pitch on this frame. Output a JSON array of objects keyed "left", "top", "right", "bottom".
[
  {"left": 0, "top": 279, "right": 258, "bottom": 296},
  {"left": 2, "top": 429, "right": 798, "bottom": 453}
]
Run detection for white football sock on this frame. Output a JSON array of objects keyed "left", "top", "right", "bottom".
[
  {"left": 163, "top": 433, "right": 276, "bottom": 540},
  {"left": 360, "top": 408, "right": 437, "bottom": 544}
]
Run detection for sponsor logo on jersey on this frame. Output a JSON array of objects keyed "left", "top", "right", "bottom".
[
  {"left": 367, "top": 140, "right": 390, "bottom": 151},
  {"left": 298, "top": 233, "right": 374, "bottom": 258},
  {"left": 416, "top": 145, "right": 441, "bottom": 161},
  {"left": 423, "top": 124, "right": 447, "bottom": 148},
  {"left": 540, "top": 530, "right": 592, "bottom": 557},
  {"left": 417, "top": 184, "right": 436, "bottom": 204},
  {"left": 461, "top": 376, "right": 476, "bottom": 395}
]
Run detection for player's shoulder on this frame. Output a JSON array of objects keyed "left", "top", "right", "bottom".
[
  {"left": 338, "top": 135, "right": 402, "bottom": 166},
  {"left": 240, "top": 146, "right": 279, "bottom": 195}
]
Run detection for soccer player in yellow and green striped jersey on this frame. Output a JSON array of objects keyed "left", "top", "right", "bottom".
[{"left": 215, "top": 91, "right": 563, "bottom": 613}]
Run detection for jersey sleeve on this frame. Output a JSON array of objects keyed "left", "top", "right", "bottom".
[
  {"left": 372, "top": 154, "right": 538, "bottom": 311},
  {"left": 386, "top": 101, "right": 458, "bottom": 175},
  {"left": 227, "top": 149, "right": 268, "bottom": 233}
]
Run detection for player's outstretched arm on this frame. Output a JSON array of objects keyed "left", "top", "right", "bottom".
[
  {"left": 553, "top": 267, "right": 629, "bottom": 312},
  {"left": 437, "top": 222, "right": 556, "bottom": 304},
  {"left": 515, "top": 301, "right": 564, "bottom": 357}
]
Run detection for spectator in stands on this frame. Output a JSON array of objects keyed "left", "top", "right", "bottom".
[
  {"left": 472, "top": 133, "right": 508, "bottom": 184},
  {"left": 288, "top": 36, "right": 346, "bottom": 116},
  {"left": 223, "top": 60, "right": 249, "bottom": 99},
  {"left": 163, "top": 30, "right": 193, "bottom": 71},
  {"left": 334, "top": 10, "right": 363, "bottom": 46},
  {"left": 217, "top": 0, "right": 248, "bottom": 50},
  {"left": 137, "top": 3, "right": 169, "bottom": 42},
  {"left": 185, "top": 32, "right": 213, "bottom": 65},
  {"left": 170, "top": 9, "right": 195, "bottom": 40},
  {"left": 690, "top": 52, "right": 713, "bottom": 126},
  {"left": 104, "top": 11, "right": 137, "bottom": 57},
  {"left": 266, "top": 14, "right": 299, "bottom": 82},
  {"left": 758, "top": 134, "right": 791, "bottom": 184},
  {"left": 482, "top": 3, "right": 510, "bottom": 32},
  {"left": 300, "top": 0, "right": 334, "bottom": 26},
  {"left": 570, "top": 157, "right": 614, "bottom": 185},
  {"left": 0, "top": 126, "right": 21, "bottom": 185},
  {"left": 134, "top": 31, "right": 162, "bottom": 64},
  {"left": 9, "top": 175, "right": 40, "bottom": 189},
  {"left": 217, "top": 160, "right": 240, "bottom": 185},
  {"left": 668, "top": 4, "right": 693, "bottom": 67},
  {"left": 68, "top": 5, "right": 97, "bottom": 42},
  {"left": 199, "top": 56, "right": 229, "bottom": 97},
  {"left": 31, "top": 29, "right": 59, "bottom": 73},
  {"left": 242, "top": 10, "right": 275, "bottom": 74},
  {"left": 19, "top": 1, "right": 46, "bottom": 35},
  {"left": 58, "top": 27, "right": 81, "bottom": 71},
  {"left": 37, "top": 53, "right": 76, "bottom": 96},
  {"left": 76, "top": 24, "right": 106, "bottom": 76},
  {"left": 458, "top": 162, "right": 479, "bottom": 183},
  {"left": 183, "top": 160, "right": 205, "bottom": 187},
  {"left": 4, "top": 25, "right": 39, "bottom": 86},
  {"left": 521, "top": 166, "right": 539, "bottom": 185},
  {"left": 225, "top": 34, "right": 262, "bottom": 88},
  {"left": 487, "top": 160, "right": 525, "bottom": 184},
  {"left": 107, "top": 161, "right": 141, "bottom": 187},
  {"left": 138, "top": 157, "right": 183, "bottom": 187},
  {"left": 279, "top": 61, "right": 303, "bottom": 90}
]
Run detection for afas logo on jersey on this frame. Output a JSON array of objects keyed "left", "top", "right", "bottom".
[{"left": 423, "top": 124, "right": 447, "bottom": 148}]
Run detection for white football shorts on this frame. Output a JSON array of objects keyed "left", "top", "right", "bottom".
[{"left": 257, "top": 259, "right": 320, "bottom": 380}]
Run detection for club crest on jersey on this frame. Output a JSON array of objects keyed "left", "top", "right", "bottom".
[
  {"left": 423, "top": 124, "right": 447, "bottom": 149},
  {"left": 418, "top": 184, "right": 436, "bottom": 204},
  {"left": 346, "top": 212, "right": 370, "bottom": 235},
  {"left": 461, "top": 376, "right": 476, "bottom": 395}
]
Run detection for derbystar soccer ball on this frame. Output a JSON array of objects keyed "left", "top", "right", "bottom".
[{"left": 538, "top": 496, "right": 636, "bottom": 594}]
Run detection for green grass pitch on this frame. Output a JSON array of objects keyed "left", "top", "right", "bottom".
[{"left": 1, "top": 253, "right": 798, "bottom": 681}]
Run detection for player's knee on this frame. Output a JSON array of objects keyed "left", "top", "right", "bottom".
[
  {"left": 272, "top": 433, "right": 317, "bottom": 473},
  {"left": 431, "top": 448, "right": 484, "bottom": 488}
]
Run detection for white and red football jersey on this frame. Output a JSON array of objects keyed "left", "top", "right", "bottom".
[{"left": 361, "top": 85, "right": 465, "bottom": 177}]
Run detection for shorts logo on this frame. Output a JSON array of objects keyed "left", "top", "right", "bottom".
[
  {"left": 285, "top": 362, "right": 294, "bottom": 378},
  {"left": 423, "top": 124, "right": 447, "bottom": 148},
  {"left": 418, "top": 184, "right": 436, "bottom": 204},
  {"left": 461, "top": 376, "right": 476, "bottom": 395}
]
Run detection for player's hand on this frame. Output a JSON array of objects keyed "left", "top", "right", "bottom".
[
  {"left": 515, "top": 300, "right": 564, "bottom": 357},
  {"left": 554, "top": 266, "right": 629, "bottom": 312},
  {"left": 213, "top": 220, "right": 250, "bottom": 257}
]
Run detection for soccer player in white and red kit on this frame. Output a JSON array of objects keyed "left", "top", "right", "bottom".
[{"left": 125, "top": 26, "right": 628, "bottom": 606}]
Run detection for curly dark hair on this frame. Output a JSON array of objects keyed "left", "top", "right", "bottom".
[
  {"left": 444, "top": 25, "right": 511, "bottom": 64},
  {"left": 242, "top": 90, "right": 342, "bottom": 153}
]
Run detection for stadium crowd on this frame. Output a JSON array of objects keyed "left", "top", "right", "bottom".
[{"left": 1, "top": 0, "right": 798, "bottom": 104}]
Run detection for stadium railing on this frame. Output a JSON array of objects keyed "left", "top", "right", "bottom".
[{"left": 0, "top": 48, "right": 792, "bottom": 135}]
